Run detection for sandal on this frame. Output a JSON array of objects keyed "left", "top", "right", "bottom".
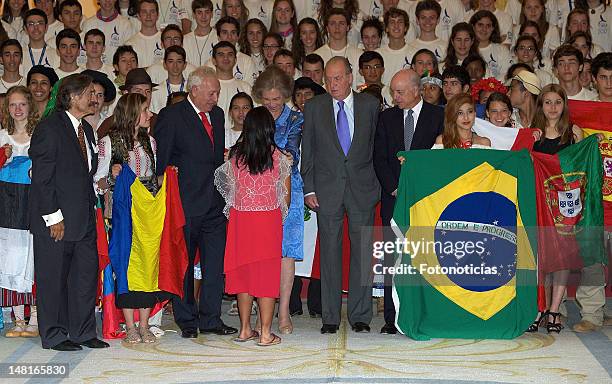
[
  {"left": 233, "top": 330, "right": 259, "bottom": 342},
  {"left": 20, "top": 324, "right": 39, "bottom": 337},
  {"left": 526, "top": 311, "right": 547, "bottom": 333},
  {"left": 257, "top": 333, "right": 281, "bottom": 346},
  {"left": 547, "top": 312, "right": 564, "bottom": 334},
  {"left": 278, "top": 320, "right": 293, "bottom": 335},
  {"left": 227, "top": 300, "right": 239, "bottom": 316},
  {"left": 124, "top": 327, "right": 142, "bottom": 343},
  {"left": 139, "top": 327, "right": 157, "bottom": 343},
  {"left": 5, "top": 320, "right": 26, "bottom": 338}
]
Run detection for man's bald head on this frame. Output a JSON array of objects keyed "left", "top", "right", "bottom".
[{"left": 390, "top": 69, "right": 421, "bottom": 109}]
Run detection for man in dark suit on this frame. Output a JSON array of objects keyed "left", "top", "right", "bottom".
[
  {"left": 29, "top": 73, "right": 109, "bottom": 351},
  {"left": 155, "top": 66, "right": 237, "bottom": 338},
  {"left": 373, "top": 69, "right": 444, "bottom": 334},
  {"left": 301, "top": 56, "right": 381, "bottom": 334}
]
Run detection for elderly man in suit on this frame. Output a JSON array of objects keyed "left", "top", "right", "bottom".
[
  {"left": 301, "top": 56, "right": 381, "bottom": 334},
  {"left": 29, "top": 73, "right": 110, "bottom": 351},
  {"left": 373, "top": 69, "right": 445, "bottom": 334},
  {"left": 155, "top": 66, "right": 237, "bottom": 338}
]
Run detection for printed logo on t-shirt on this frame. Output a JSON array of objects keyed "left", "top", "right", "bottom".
[
  {"left": 488, "top": 53, "right": 499, "bottom": 78},
  {"left": 169, "top": 1, "right": 180, "bottom": 24},
  {"left": 312, "top": 0, "right": 321, "bottom": 13},
  {"left": 258, "top": 6, "right": 267, "bottom": 18},
  {"left": 372, "top": 2, "right": 382, "bottom": 18},
  {"left": 111, "top": 26, "right": 121, "bottom": 47},
  {"left": 434, "top": 49, "right": 442, "bottom": 60},
  {"left": 154, "top": 43, "right": 163, "bottom": 60},
  {"left": 402, "top": 56, "right": 411, "bottom": 69},
  {"left": 442, "top": 9, "right": 451, "bottom": 27},
  {"left": 599, "top": 15, "right": 608, "bottom": 35},
  {"left": 235, "top": 65, "right": 244, "bottom": 80}
]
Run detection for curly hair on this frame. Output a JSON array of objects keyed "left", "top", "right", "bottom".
[{"left": 2, "top": 86, "right": 39, "bottom": 136}]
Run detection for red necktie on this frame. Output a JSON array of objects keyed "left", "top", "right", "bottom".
[{"left": 199, "top": 112, "right": 214, "bottom": 145}]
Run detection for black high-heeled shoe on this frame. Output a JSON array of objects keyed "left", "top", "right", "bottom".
[
  {"left": 526, "top": 311, "right": 547, "bottom": 332},
  {"left": 547, "top": 312, "right": 564, "bottom": 333}
]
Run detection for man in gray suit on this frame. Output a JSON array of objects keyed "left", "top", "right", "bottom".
[{"left": 301, "top": 56, "right": 381, "bottom": 334}]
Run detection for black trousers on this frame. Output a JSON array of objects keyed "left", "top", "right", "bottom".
[
  {"left": 173, "top": 214, "right": 226, "bottom": 331},
  {"left": 33, "top": 211, "right": 98, "bottom": 349},
  {"left": 290, "top": 277, "right": 322, "bottom": 315}
]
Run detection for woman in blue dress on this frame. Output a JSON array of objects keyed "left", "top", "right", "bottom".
[{"left": 253, "top": 66, "right": 304, "bottom": 334}]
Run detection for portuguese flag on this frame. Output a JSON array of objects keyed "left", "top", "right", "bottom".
[
  {"left": 531, "top": 135, "right": 606, "bottom": 272},
  {"left": 391, "top": 148, "right": 537, "bottom": 340}
]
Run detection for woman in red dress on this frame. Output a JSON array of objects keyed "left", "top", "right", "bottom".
[{"left": 215, "top": 106, "right": 291, "bottom": 346}]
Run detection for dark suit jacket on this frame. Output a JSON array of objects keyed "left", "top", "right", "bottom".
[
  {"left": 154, "top": 99, "right": 225, "bottom": 220},
  {"left": 28, "top": 110, "right": 99, "bottom": 241},
  {"left": 301, "top": 92, "right": 381, "bottom": 214},
  {"left": 373, "top": 102, "right": 444, "bottom": 224},
  {"left": 97, "top": 112, "right": 158, "bottom": 138}
]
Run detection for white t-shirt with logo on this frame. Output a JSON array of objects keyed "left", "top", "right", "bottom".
[
  {"left": 157, "top": 0, "right": 188, "bottom": 30},
  {"left": 204, "top": 51, "right": 260, "bottom": 86},
  {"left": 244, "top": 0, "right": 274, "bottom": 29},
  {"left": 55, "top": 66, "right": 84, "bottom": 80},
  {"left": 479, "top": 43, "right": 512, "bottom": 81},
  {"left": 406, "top": 38, "right": 448, "bottom": 63},
  {"left": 218, "top": 77, "right": 252, "bottom": 130},
  {"left": 295, "top": 0, "right": 320, "bottom": 21},
  {"left": 83, "top": 15, "right": 136, "bottom": 64},
  {"left": 588, "top": 4, "right": 612, "bottom": 52},
  {"left": 314, "top": 43, "right": 364, "bottom": 87},
  {"left": 376, "top": 44, "right": 417, "bottom": 86},
  {"left": 126, "top": 31, "right": 164, "bottom": 68},
  {"left": 183, "top": 31, "right": 218, "bottom": 67}
]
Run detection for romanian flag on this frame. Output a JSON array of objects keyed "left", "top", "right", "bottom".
[
  {"left": 568, "top": 100, "right": 612, "bottom": 226},
  {"left": 391, "top": 149, "right": 537, "bottom": 340},
  {"left": 102, "top": 165, "right": 188, "bottom": 339},
  {"left": 109, "top": 165, "right": 188, "bottom": 297},
  {"left": 0, "top": 156, "right": 35, "bottom": 293}
]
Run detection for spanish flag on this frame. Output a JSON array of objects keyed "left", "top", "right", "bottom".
[
  {"left": 568, "top": 100, "right": 612, "bottom": 226},
  {"left": 108, "top": 165, "right": 188, "bottom": 298},
  {"left": 391, "top": 149, "right": 537, "bottom": 340}
]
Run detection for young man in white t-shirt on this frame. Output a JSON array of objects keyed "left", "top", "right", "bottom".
[
  {"left": 302, "top": 53, "right": 325, "bottom": 85},
  {"left": 20, "top": 9, "right": 58, "bottom": 76},
  {"left": 54, "top": 29, "right": 83, "bottom": 79},
  {"left": 273, "top": 49, "right": 302, "bottom": 79},
  {"left": 58, "top": 0, "right": 83, "bottom": 34},
  {"left": 146, "top": 24, "right": 196, "bottom": 84},
  {"left": 211, "top": 41, "right": 252, "bottom": 130},
  {"left": 126, "top": 0, "right": 163, "bottom": 68},
  {"left": 183, "top": 0, "right": 218, "bottom": 67},
  {"left": 0, "top": 39, "right": 25, "bottom": 93},
  {"left": 34, "top": 0, "right": 64, "bottom": 48},
  {"left": 553, "top": 44, "right": 596, "bottom": 101},
  {"left": 376, "top": 7, "right": 414, "bottom": 86},
  {"left": 204, "top": 16, "right": 258, "bottom": 85},
  {"left": 83, "top": 0, "right": 136, "bottom": 64},
  {"left": 150, "top": 45, "right": 188, "bottom": 113},
  {"left": 406, "top": 0, "right": 447, "bottom": 63},
  {"left": 82, "top": 29, "right": 115, "bottom": 80},
  {"left": 313, "top": 8, "right": 363, "bottom": 87},
  {"left": 357, "top": 50, "right": 392, "bottom": 109}
]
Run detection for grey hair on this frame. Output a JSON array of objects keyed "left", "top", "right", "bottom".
[
  {"left": 252, "top": 65, "right": 294, "bottom": 101},
  {"left": 326, "top": 56, "right": 352, "bottom": 74},
  {"left": 187, "top": 66, "right": 218, "bottom": 91}
]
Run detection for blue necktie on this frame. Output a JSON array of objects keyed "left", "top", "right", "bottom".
[{"left": 336, "top": 100, "right": 351, "bottom": 155}]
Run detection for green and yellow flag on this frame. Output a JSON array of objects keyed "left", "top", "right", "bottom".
[{"left": 391, "top": 149, "right": 537, "bottom": 340}]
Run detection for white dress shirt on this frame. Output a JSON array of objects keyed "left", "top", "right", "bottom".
[
  {"left": 42, "top": 111, "right": 94, "bottom": 227},
  {"left": 403, "top": 98, "right": 424, "bottom": 134}
]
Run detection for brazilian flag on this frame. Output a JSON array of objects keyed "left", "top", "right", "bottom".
[{"left": 391, "top": 149, "right": 537, "bottom": 340}]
